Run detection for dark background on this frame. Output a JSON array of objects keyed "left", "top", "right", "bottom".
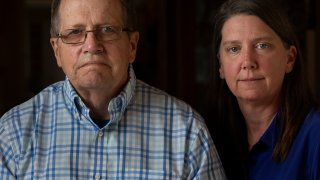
[{"left": 1, "top": 0, "right": 319, "bottom": 123}]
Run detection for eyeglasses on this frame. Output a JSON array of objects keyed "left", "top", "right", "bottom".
[{"left": 57, "top": 25, "right": 133, "bottom": 44}]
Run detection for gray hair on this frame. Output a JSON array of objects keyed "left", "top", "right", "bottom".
[{"left": 50, "top": 0, "right": 137, "bottom": 36}]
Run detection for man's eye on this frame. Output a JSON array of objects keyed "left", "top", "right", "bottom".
[
  {"left": 68, "top": 29, "right": 83, "bottom": 36},
  {"left": 101, "top": 26, "right": 115, "bottom": 33}
]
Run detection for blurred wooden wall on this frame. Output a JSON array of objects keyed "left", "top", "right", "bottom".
[
  {"left": 0, "top": 0, "right": 319, "bottom": 116},
  {"left": 0, "top": 1, "right": 28, "bottom": 114}
]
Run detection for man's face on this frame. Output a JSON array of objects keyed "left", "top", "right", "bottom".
[{"left": 50, "top": 0, "right": 139, "bottom": 95}]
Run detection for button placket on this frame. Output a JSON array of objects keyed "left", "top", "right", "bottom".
[
  {"left": 95, "top": 174, "right": 101, "bottom": 180},
  {"left": 98, "top": 130, "right": 104, "bottom": 137}
]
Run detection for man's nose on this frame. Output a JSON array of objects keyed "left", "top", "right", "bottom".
[{"left": 83, "top": 31, "right": 103, "bottom": 54}]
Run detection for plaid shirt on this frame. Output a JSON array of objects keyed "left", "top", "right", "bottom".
[{"left": 0, "top": 67, "right": 226, "bottom": 179}]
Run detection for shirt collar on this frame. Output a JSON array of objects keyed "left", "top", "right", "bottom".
[
  {"left": 257, "top": 112, "right": 281, "bottom": 148},
  {"left": 108, "top": 64, "right": 136, "bottom": 120}
]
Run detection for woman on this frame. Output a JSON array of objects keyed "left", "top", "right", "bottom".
[{"left": 210, "top": 0, "right": 320, "bottom": 179}]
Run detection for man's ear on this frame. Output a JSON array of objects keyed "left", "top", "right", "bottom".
[
  {"left": 128, "top": 32, "right": 139, "bottom": 63},
  {"left": 50, "top": 37, "right": 62, "bottom": 67}
]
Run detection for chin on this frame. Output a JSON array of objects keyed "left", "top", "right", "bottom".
[
  {"left": 78, "top": 76, "right": 109, "bottom": 88},
  {"left": 236, "top": 93, "right": 262, "bottom": 102}
]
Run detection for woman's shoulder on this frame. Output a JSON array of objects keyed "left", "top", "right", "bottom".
[
  {"left": 301, "top": 108, "right": 320, "bottom": 140},
  {"left": 304, "top": 108, "right": 320, "bottom": 126},
  {"left": 302, "top": 108, "right": 320, "bottom": 177}
]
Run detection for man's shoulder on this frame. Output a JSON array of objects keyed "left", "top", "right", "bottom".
[
  {"left": 135, "top": 79, "right": 170, "bottom": 96},
  {"left": 134, "top": 80, "right": 204, "bottom": 121},
  {"left": 0, "top": 81, "right": 65, "bottom": 122},
  {"left": 135, "top": 80, "right": 188, "bottom": 106}
]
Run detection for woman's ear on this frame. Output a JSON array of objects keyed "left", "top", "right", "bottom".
[
  {"left": 285, "top": 45, "right": 297, "bottom": 73},
  {"left": 217, "top": 54, "right": 225, "bottom": 79}
]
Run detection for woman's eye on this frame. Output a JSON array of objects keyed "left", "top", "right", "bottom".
[
  {"left": 227, "top": 47, "right": 240, "bottom": 53},
  {"left": 256, "top": 43, "right": 269, "bottom": 49}
]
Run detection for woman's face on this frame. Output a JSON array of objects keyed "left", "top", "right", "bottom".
[{"left": 218, "top": 15, "right": 296, "bottom": 105}]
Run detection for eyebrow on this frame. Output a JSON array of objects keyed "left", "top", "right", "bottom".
[
  {"left": 64, "top": 23, "right": 113, "bottom": 29},
  {"left": 62, "top": 24, "right": 85, "bottom": 30},
  {"left": 221, "top": 36, "right": 274, "bottom": 46}
]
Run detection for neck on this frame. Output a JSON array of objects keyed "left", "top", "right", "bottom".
[
  {"left": 78, "top": 89, "right": 114, "bottom": 119},
  {"left": 238, "top": 99, "right": 279, "bottom": 151},
  {"left": 246, "top": 114, "right": 275, "bottom": 151}
]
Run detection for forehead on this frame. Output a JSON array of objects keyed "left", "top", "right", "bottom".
[
  {"left": 58, "top": 0, "right": 124, "bottom": 27},
  {"left": 221, "top": 15, "right": 279, "bottom": 42}
]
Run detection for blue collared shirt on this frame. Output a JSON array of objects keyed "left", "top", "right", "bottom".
[
  {"left": 248, "top": 109, "right": 320, "bottom": 180},
  {"left": 0, "top": 67, "right": 226, "bottom": 179}
]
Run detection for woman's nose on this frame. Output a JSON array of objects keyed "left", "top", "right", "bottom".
[
  {"left": 240, "top": 49, "right": 257, "bottom": 70},
  {"left": 241, "top": 60, "right": 257, "bottom": 70}
]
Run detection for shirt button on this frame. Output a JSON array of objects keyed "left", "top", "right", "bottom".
[
  {"left": 95, "top": 174, "right": 101, "bottom": 180},
  {"left": 98, "top": 131, "right": 103, "bottom": 137}
]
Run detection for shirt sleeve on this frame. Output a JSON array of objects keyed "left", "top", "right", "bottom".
[
  {"left": 0, "top": 123, "right": 17, "bottom": 179},
  {"left": 187, "top": 126, "right": 226, "bottom": 180}
]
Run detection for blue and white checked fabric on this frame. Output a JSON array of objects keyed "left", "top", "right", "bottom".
[{"left": 0, "top": 66, "right": 226, "bottom": 179}]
